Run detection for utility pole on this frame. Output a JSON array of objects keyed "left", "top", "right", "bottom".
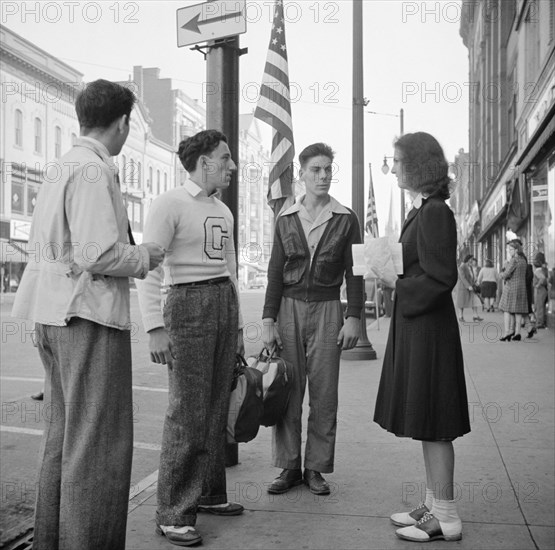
[
  {"left": 206, "top": 36, "right": 242, "bottom": 249},
  {"left": 205, "top": 35, "right": 244, "bottom": 466},
  {"left": 343, "top": 0, "right": 377, "bottom": 361}
]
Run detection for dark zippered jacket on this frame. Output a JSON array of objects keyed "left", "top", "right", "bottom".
[{"left": 263, "top": 207, "right": 364, "bottom": 320}]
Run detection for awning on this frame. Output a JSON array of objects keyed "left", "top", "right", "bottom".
[
  {"left": 516, "top": 104, "right": 555, "bottom": 174},
  {"left": 0, "top": 241, "right": 29, "bottom": 263},
  {"left": 477, "top": 204, "right": 508, "bottom": 241}
]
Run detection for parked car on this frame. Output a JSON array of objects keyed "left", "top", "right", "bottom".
[{"left": 249, "top": 275, "right": 267, "bottom": 289}]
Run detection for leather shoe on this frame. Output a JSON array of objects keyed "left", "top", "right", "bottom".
[
  {"left": 396, "top": 512, "right": 462, "bottom": 542},
  {"left": 31, "top": 391, "right": 44, "bottom": 401},
  {"left": 390, "top": 502, "right": 429, "bottom": 527},
  {"left": 198, "top": 502, "right": 244, "bottom": 516},
  {"left": 267, "top": 469, "right": 303, "bottom": 494},
  {"left": 303, "top": 469, "right": 330, "bottom": 495},
  {"left": 156, "top": 525, "right": 202, "bottom": 546}
]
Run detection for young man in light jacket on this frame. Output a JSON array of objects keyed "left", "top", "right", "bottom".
[{"left": 12, "top": 79, "right": 164, "bottom": 550}]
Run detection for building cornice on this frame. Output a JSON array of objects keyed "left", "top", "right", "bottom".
[
  {"left": 0, "top": 24, "right": 83, "bottom": 82},
  {"left": 0, "top": 49, "right": 82, "bottom": 102}
]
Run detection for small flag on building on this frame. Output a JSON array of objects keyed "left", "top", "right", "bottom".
[
  {"left": 366, "top": 163, "right": 379, "bottom": 237},
  {"left": 254, "top": 0, "right": 295, "bottom": 216}
]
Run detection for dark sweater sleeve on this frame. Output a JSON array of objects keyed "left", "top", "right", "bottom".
[
  {"left": 396, "top": 201, "right": 458, "bottom": 318},
  {"left": 262, "top": 221, "right": 286, "bottom": 320},
  {"left": 344, "top": 211, "right": 364, "bottom": 318}
]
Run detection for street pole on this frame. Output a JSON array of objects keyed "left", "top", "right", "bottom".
[
  {"left": 343, "top": 0, "right": 377, "bottom": 361},
  {"left": 206, "top": 35, "right": 242, "bottom": 466}
]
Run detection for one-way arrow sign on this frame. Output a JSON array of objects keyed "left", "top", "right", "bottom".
[{"left": 177, "top": 0, "right": 246, "bottom": 48}]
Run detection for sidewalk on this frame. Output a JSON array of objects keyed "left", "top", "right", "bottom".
[{"left": 125, "top": 313, "right": 555, "bottom": 550}]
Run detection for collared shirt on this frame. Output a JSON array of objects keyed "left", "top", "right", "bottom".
[
  {"left": 283, "top": 195, "right": 350, "bottom": 260},
  {"left": 411, "top": 192, "right": 427, "bottom": 209}
]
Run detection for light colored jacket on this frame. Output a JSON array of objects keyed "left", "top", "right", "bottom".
[{"left": 12, "top": 137, "right": 149, "bottom": 330}]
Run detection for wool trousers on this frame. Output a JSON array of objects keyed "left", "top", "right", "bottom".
[
  {"left": 33, "top": 317, "right": 133, "bottom": 550},
  {"left": 273, "top": 297, "right": 343, "bottom": 474},
  {"left": 156, "top": 280, "right": 238, "bottom": 527}
]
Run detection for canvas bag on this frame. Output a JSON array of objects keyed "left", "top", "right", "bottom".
[
  {"left": 227, "top": 354, "right": 264, "bottom": 444},
  {"left": 248, "top": 347, "right": 293, "bottom": 427}
]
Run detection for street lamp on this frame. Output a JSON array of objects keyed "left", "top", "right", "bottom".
[
  {"left": 368, "top": 108, "right": 405, "bottom": 224},
  {"left": 381, "top": 156, "right": 393, "bottom": 175}
]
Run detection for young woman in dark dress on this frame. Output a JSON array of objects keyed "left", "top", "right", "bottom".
[{"left": 374, "top": 132, "right": 470, "bottom": 543}]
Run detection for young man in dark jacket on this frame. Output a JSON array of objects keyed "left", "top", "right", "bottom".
[{"left": 262, "top": 142, "right": 363, "bottom": 495}]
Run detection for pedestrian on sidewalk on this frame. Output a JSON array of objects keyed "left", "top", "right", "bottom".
[
  {"left": 499, "top": 239, "right": 529, "bottom": 341},
  {"left": 137, "top": 130, "right": 245, "bottom": 547},
  {"left": 455, "top": 254, "right": 483, "bottom": 322},
  {"left": 262, "top": 142, "right": 363, "bottom": 497},
  {"left": 533, "top": 252, "right": 549, "bottom": 329},
  {"left": 476, "top": 259, "right": 498, "bottom": 312},
  {"left": 11, "top": 79, "right": 165, "bottom": 550},
  {"left": 374, "top": 132, "right": 470, "bottom": 543}
]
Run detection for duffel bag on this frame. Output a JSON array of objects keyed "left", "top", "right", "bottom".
[
  {"left": 248, "top": 347, "right": 293, "bottom": 427},
  {"left": 227, "top": 354, "right": 264, "bottom": 444}
]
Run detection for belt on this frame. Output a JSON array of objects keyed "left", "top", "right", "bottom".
[{"left": 171, "top": 276, "right": 230, "bottom": 288}]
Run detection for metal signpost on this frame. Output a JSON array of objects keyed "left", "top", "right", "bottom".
[{"left": 177, "top": 0, "right": 247, "bottom": 466}]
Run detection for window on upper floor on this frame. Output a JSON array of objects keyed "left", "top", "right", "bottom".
[
  {"left": 15, "top": 110, "right": 23, "bottom": 147},
  {"left": 550, "top": 0, "right": 555, "bottom": 44},
  {"left": 55, "top": 126, "right": 62, "bottom": 159},
  {"left": 524, "top": 4, "right": 540, "bottom": 84},
  {"left": 164, "top": 172, "right": 168, "bottom": 192},
  {"left": 121, "top": 155, "right": 127, "bottom": 184},
  {"left": 156, "top": 170, "right": 160, "bottom": 195},
  {"left": 148, "top": 166, "right": 153, "bottom": 193},
  {"left": 34, "top": 118, "right": 42, "bottom": 154},
  {"left": 71, "top": 133, "right": 78, "bottom": 145},
  {"left": 129, "top": 158, "right": 135, "bottom": 188},
  {"left": 137, "top": 161, "right": 142, "bottom": 189}
]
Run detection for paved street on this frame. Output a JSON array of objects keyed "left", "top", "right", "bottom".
[{"left": 1, "top": 290, "right": 554, "bottom": 549}]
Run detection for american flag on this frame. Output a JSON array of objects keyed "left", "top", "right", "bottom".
[
  {"left": 254, "top": 0, "right": 295, "bottom": 215},
  {"left": 365, "top": 164, "right": 379, "bottom": 237}
]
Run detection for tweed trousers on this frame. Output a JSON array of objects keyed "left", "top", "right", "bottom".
[
  {"left": 156, "top": 280, "right": 238, "bottom": 527},
  {"left": 33, "top": 318, "right": 133, "bottom": 550},
  {"left": 273, "top": 297, "right": 344, "bottom": 474}
]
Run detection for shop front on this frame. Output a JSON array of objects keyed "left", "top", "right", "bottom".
[{"left": 515, "top": 103, "right": 555, "bottom": 327}]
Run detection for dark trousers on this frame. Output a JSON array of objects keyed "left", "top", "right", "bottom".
[
  {"left": 33, "top": 318, "right": 133, "bottom": 550},
  {"left": 156, "top": 281, "right": 238, "bottom": 527}
]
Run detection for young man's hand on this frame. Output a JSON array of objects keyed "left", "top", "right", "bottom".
[
  {"left": 148, "top": 327, "right": 175, "bottom": 369},
  {"left": 262, "top": 318, "right": 282, "bottom": 351},
  {"left": 337, "top": 316, "right": 360, "bottom": 350},
  {"left": 142, "top": 242, "right": 165, "bottom": 270}
]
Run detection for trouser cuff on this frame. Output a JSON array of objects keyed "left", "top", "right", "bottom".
[{"left": 199, "top": 493, "right": 227, "bottom": 505}]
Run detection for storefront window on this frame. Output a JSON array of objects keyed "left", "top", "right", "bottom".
[
  {"left": 531, "top": 164, "right": 550, "bottom": 257},
  {"left": 546, "top": 156, "right": 555, "bottom": 269}
]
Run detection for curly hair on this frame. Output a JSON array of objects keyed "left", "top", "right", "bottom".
[
  {"left": 298, "top": 142, "right": 335, "bottom": 168},
  {"left": 75, "top": 79, "right": 136, "bottom": 129},
  {"left": 394, "top": 132, "right": 452, "bottom": 199},
  {"left": 177, "top": 130, "right": 228, "bottom": 173}
]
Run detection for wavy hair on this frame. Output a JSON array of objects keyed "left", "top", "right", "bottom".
[
  {"left": 394, "top": 132, "right": 452, "bottom": 199},
  {"left": 177, "top": 130, "right": 227, "bottom": 173},
  {"left": 75, "top": 80, "right": 136, "bottom": 130}
]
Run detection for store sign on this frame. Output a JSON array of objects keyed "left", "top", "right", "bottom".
[
  {"left": 10, "top": 220, "right": 31, "bottom": 241},
  {"left": 527, "top": 74, "right": 555, "bottom": 138},
  {"left": 532, "top": 185, "right": 548, "bottom": 202},
  {"left": 483, "top": 188, "right": 507, "bottom": 228}
]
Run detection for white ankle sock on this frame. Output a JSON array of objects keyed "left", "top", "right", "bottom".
[
  {"left": 425, "top": 488, "right": 434, "bottom": 510},
  {"left": 431, "top": 498, "right": 462, "bottom": 535}
]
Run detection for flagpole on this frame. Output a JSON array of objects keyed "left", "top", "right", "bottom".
[{"left": 343, "top": 0, "right": 377, "bottom": 361}]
